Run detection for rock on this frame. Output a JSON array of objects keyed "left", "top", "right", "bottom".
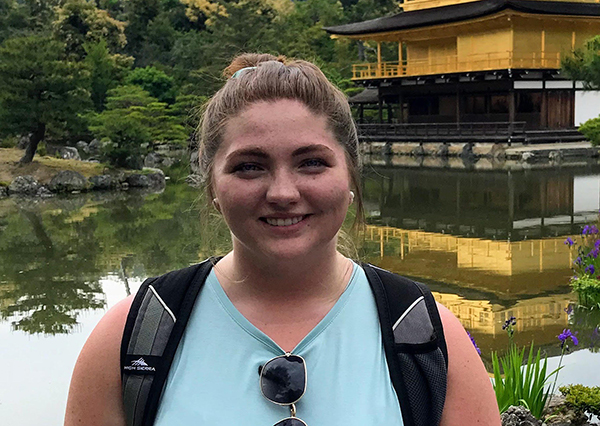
[
  {"left": 126, "top": 173, "right": 150, "bottom": 188},
  {"left": 17, "top": 134, "right": 31, "bottom": 149},
  {"left": 0, "top": 186, "right": 8, "bottom": 198},
  {"left": 544, "top": 394, "right": 591, "bottom": 426},
  {"left": 89, "top": 175, "right": 114, "bottom": 190},
  {"left": 412, "top": 143, "right": 426, "bottom": 157},
  {"left": 501, "top": 406, "right": 542, "bottom": 426},
  {"left": 549, "top": 150, "right": 563, "bottom": 162},
  {"left": 88, "top": 138, "right": 102, "bottom": 154},
  {"left": 76, "top": 141, "right": 89, "bottom": 154},
  {"left": 144, "top": 152, "right": 163, "bottom": 168},
  {"left": 460, "top": 142, "right": 475, "bottom": 159},
  {"left": 36, "top": 186, "right": 54, "bottom": 198},
  {"left": 8, "top": 176, "right": 40, "bottom": 195},
  {"left": 145, "top": 170, "right": 166, "bottom": 189},
  {"left": 48, "top": 170, "right": 87, "bottom": 193},
  {"left": 490, "top": 142, "right": 506, "bottom": 159},
  {"left": 59, "top": 146, "right": 81, "bottom": 161},
  {"left": 522, "top": 151, "right": 535, "bottom": 163},
  {"left": 436, "top": 143, "right": 449, "bottom": 157}
]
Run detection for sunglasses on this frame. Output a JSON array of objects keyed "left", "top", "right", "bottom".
[{"left": 259, "top": 353, "right": 308, "bottom": 426}]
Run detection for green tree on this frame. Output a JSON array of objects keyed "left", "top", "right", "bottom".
[
  {"left": 125, "top": 66, "right": 177, "bottom": 103},
  {"left": 0, "top": 35, "right": 91, "bottom": 163},
  {"left": 84, "top": 39, "right": 133, "bottom": 111},
  {"left": 89, "top": 85, "right": 187, "bottom": 167},
  {"left": 53, "top": 0, "right": 127, "bottom": 59},
  {"left": 562, "top": 35, "right": 600, "bottom": 89}
]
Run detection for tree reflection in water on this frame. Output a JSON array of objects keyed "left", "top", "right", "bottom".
[
  {"left": 0, "top": 179, "right": 231, "bottom": 335},
  {"left": 0, "top": 201, "right": 105, "bottom": 335}
]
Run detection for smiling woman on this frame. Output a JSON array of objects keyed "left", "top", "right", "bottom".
[{"left": 64, "top": 54, "right": 501, "bottom": 426}]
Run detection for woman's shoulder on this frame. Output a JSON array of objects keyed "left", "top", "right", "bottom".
[{"left": 64, "top": 296, "right": 133, "bottom": 426}]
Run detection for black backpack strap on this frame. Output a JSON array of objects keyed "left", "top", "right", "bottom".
[
  {"left": 363, "top": 263, "right": 448, "bottom": 426},
  {"left": 120, "top": 258, "right": 217, "bottom": 426}
]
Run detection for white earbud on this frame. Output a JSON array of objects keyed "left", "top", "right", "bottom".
[{"left": 349, "top": 191, "right": 355, "bottom": 204}]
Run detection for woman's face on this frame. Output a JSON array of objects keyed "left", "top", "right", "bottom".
[{"left": 211, "top": 99, "right": 352, "bottom": 261}]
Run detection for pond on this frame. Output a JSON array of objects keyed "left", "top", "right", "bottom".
[{"left": 1, "top": 160, "right": 600, "bottom": 425}]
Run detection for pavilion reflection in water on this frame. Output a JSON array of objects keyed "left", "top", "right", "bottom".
[
  {"left": 363, "top": 164, "right": 600, "bottom": 240},
  {"left": 363, "top": 225, "right": 573, "bottom": 354},
  {"left": 361, "top": 164, "right": 600, "bottom": 354}
]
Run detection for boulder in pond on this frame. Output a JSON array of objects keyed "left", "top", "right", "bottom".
[
  {"left": 89, "top": 175, "right": 114, "bottom": 190},
  {"left": 501, "top": 406, "right": 541, "bottom": 426},
  {"left": 142, "top": 168, "right": 166, "bottom": 189},
  {"left": 59, "top": 146, "right": 81, "bottom": 161},
  {"left": 8, "top": 175, "right": 40, "bottom": 195},
  {"left": 36, "top": 186, "right": 54, "bottom": 198},
  {"left": 126, "top": 173, "right": 150, "bottom": 188},
  {"left": 48, "top": 170, "right": 88, "bottom": 193}
]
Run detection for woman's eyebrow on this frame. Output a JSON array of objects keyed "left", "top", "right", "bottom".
[
  {"left": 292, "top": 144, "right": 335, "bottom": 157},
  {"left": 226, "top": 147, "right": 269, "bottom": 161}
]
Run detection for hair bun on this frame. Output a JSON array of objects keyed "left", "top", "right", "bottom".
[{"left": 223, "top": 53, "right": 287, "bottom": 78}]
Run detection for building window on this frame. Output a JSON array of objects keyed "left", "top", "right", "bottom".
[
  {"left": 409, "top": 96, "right": 439, "bottom": 115},
  {"left": 465, "top": 96, "right": 486, "bottom": 114},
  {"left": 490, "top": 95, "right": 509, "bottom": 113},
  {"left": 517, "top": 92, "right": 542, "bottom": 113}
]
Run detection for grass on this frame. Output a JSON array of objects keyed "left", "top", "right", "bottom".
[
  {"left": 0, "top": 148, "right": 105, "bottom": 184},
  {"left": 492, "top": 341, "right": 561, "bottom": 419}
]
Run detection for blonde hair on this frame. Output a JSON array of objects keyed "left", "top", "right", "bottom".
[{"left": 197, "top": 53, "right": 364, "bottom": 228}]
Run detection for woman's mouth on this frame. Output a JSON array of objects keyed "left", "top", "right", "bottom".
[{"left": 261, "top": 215, "right": 308, "bottom": 227}]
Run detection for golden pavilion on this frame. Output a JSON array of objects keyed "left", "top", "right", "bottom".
[{"left": 325, "top": 0, "right": 600, "bottom": 130}]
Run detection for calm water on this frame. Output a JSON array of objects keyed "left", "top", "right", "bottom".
[{"left": 2, "top": 161, "right": 600, "bottom": 425}]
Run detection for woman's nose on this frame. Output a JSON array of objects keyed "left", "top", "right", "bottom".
[{"left": 265, "top": 170, "right": 300, "bottom": 205}]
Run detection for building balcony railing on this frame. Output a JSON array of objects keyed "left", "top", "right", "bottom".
[
  {"left": 352, "top": 51, "right": 563, "bottom": 80},
  {"left": 402, "top": 0, "right": 600, "bottom": 12}
]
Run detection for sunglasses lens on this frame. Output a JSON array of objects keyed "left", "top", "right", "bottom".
[
  {"left": 260, "top": 355, "right": 306, "bottom": 404},
  {"left": 274, "top": 418, "right": 308, "bottom": 426}
]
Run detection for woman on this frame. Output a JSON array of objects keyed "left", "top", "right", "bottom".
[{"left": 65, "top": 54, "right": 500, "bottom": 426}]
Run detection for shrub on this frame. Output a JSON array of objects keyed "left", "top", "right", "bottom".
[
  {"left": 570, "top": 276, "right": 600, "bottom": 309},
  {"left": 560, "top": 384, "right": 600, "bottom": 417},
  {"left": 579, "top": 116, "right": 600, "bottom": 146}
]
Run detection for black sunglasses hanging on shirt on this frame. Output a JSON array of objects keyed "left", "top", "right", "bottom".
[{"left": 259, "top": 353, "right": 308, "bottom": 426}]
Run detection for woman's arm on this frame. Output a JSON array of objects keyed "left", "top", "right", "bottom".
[
  {"left": 64, "top": 296, "right": 134, "bottom": 426},
  {"left": 437, "top": 303, "right": 502, "bottom": 426}
]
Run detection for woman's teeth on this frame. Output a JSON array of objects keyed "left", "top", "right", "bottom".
[{"left": 265, "top": 216, "right": 304, "bottom": 227}]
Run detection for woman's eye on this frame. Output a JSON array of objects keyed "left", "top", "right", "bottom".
[
  {"left": 232, "top": 163, "right": 263, "bottom": 175},
  {"left": 301, "top": 158, "right": 327, "bottom": 169}
]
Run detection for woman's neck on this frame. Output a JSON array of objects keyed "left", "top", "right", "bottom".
[{"left": 215, "top": 247, "right": 352, "bottom": 305}]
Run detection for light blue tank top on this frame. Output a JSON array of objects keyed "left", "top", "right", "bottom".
[{"left": 155, "top": 263, "right": 404, "bottom": 426}]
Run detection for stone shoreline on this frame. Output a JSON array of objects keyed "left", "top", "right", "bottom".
[{"left": 0, "top": 168, "right": 166, "bottom": 199}]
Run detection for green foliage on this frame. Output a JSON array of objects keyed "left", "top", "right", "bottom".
[
  {"left": 0, "top": 136, "right": 16, "bottom": 148},
  {"left": 84, "top": 39, "right": 133, "bottom": 111},
  {"left": 125, "top": 66, "right": 176, "bottom": 103},
  {"left": 571, "top": 276, "right": 600, "bottom": 309},
  {"left": 578, "top": 116, "right": 600, "bottom": 147},
  {"left": 89, "top": 85, "right": 188, "bottom": 167},
  {"left": 53, "top": 0, "right": 127, "bottom": 59},
  {"left": 492, "top": 342, "right": 559, "bottom": 419},
  {"left": 560, "top": 384, "right": 600, "bottom": 417},
  {"left": 0, "top": 34, "right": 92, "bottom": 144},
  {"left": 564, "top": 224, "right": 600, "bottom": 308},
  {"left": 562, "top": 35, "right": 600, "bottom": 89}
]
